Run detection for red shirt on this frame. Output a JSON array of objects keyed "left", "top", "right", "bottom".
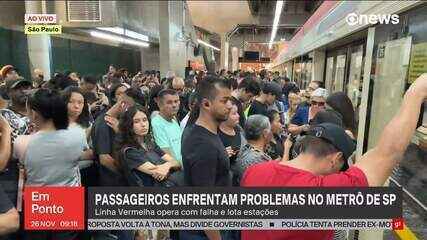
[{"left": 241, "top": 161, "right": 368, "bottom": 240}]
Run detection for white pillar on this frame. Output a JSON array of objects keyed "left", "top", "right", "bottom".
[
  {"left": 220, "top": 34, "right": 229, "bottom": 71},
  {"left": 25, "top": 0, "right": 52, "bottom": 79},
  {"left": 159, "top": 1, "right": 186, "bottom": 78},
  {"left": 231, "top": 47, "right": 239, "bottom": 72}
]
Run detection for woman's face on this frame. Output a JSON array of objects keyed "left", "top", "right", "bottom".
[
  {"left": 310, "top": 96, "right": 326, "bottom": 112},
  {"left": 288, "top": 93, "right": 300, "bottom": 109},
  {"left": 68, "top": 92, "right": 84, "bottom": 118},
  {"left": 133, "top": 111, "right": 149, "bottom": 136},
  {"left": 225, "top": 105, "right": 239, "bottom": 127},
  {"left": 270, "top": 113, "right": 282, "bottom": 135}
]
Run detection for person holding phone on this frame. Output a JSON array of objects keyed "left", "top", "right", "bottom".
[
  {"left": 265, "top": 109, "right": 285, "bottom": 160},
  {"left": 218, "top": 98, "right": 246, "bottom": 186}
]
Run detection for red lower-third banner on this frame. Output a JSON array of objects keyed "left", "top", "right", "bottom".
[{"left": 24, "top": 186, "right": 85, "bottom": 230}]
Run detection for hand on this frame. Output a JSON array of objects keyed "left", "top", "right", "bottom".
[
  {"left": 105, "top": 115, "right": 119, "bottom": 133},
  {"left": 283, "top": 135, "right": 293, "bottom": 152},
  {"left": 152, "top": 163, "right": 171, "bottom": 181},
  {"left": 99, "top": 93, "right": 109, "bottom": 106},
  {"left": 225, "top": 146, "right": 236, "bottom": 157},
  {"left": 301, "top": 124, "right": 310, "bottom": 132},
  {"left": 408, "top": 73, "right": 427, "bottom": 99}
]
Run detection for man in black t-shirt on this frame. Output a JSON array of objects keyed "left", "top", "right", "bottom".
[
  {"left": 181, "top": 75, "right": 232, "bottom": 239},
  {"left": 91, "top": 87, "right": 144, "bottom": 187},
  {"left": 231, "top": 78, "right": 261, "bottom": 127},
  {"left": 0, "top": 185, "right": 19, "bottom": 238},
  {"left": 248, "top": 81, "right": 282, "bottom": 117}
]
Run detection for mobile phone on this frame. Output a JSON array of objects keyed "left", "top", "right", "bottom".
[{"left": 232, "top": 146, "right": 240, "bottom": 152}]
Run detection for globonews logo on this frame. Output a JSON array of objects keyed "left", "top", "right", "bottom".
[{"left": 346, "top": 13, "right": 399, "bottom": 26}]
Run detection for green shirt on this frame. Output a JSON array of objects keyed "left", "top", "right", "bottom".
[{"left": 151, "top": 114, "right": 183, "bottom": 164}]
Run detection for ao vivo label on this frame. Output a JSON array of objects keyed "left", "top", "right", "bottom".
[
  {"left": 24, "top": 187, "right": 85, "bottom": 230},
  {"left": 25, "top": 14, "right": 57, "bottom": 24}
]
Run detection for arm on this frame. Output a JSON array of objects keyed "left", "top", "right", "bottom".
[
  {"left": 0, "top": 116, "right": 11, "bottom": 171},
  {"left": 80, "top": 149, "right": 94, "bottom": 161},
  {"left": 99, "top": 154, "right": 119, "bottom": 172},
  {"left": 136, "top": 162, "right": 159, "bottom": 176},
  {"left": 0, "top": 208, "right": 19, "bottom": 235},
  {"left": 355, "top": 74, "right": 427, "bottom": 186},
  {"left": 287, "top": 124, "right": 308, "bottom": 135},
  {"left": 150, "top": 154, "right": 181, "bottom": 181},
  {"left": 161, "top": 153, "right": 181, "bottom": 170},
  {"left": 280, "top": 135, "right": 293, "bottom": 162}
]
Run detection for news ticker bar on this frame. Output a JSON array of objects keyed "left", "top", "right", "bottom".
[{"left": 87, "top": 219, "right": 401, "bottom": 230}]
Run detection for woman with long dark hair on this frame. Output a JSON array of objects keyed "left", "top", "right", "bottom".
[
  {"left": 62, "top": 86, "right": 90, "bottom": 128},
  {"left": 62, "top": 86, "right": 95, "bottom": 186},
  {"left": 265, "top": 109, "right": 285, "bottom": 160},
  {"left": 114, "top": 105, "right": 181, "bottom": 187},
  {"left": 326, "top": 92, "right": 357, "bottom": 138}
]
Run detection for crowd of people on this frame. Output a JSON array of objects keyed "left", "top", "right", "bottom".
[{"left": 0, "top": 63, "right": 426, "bottom": 240}]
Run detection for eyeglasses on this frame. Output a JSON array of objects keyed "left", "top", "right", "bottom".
[{"left": 310, "top": 100, "right": 325, "bottom": 107}]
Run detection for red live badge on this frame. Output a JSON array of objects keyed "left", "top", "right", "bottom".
[
  {"left": 392, "top": 218, "right": 404, "bottom": 230},
  {"left": 24, "top": 187, "right": 85, "bottom": 230}
]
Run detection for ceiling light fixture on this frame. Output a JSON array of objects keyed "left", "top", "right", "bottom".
[
  {"left": 197, "top": 39, "right": 220, "bottom": 51},
  {"left": 90, "top": 31, "right": 149, "bottom": 48},
  {"left": 97, "top": 27, "right": 149, "bottom": 42},
  {"left": 269, "top": 1, "right": 284, "bottom": 49}
]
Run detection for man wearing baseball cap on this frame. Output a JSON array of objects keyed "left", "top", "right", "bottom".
[
  {"left": 241, "top": 73, "right": 427, "bottom": 240},
  {"left": 0, "top": 65, "right": 19, "bottom": 82}
]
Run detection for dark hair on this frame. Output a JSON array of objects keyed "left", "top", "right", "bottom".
[
  {"left": 49, "top": 73, "right": 76, "bottom": 91},
  {"left": 61, "top": 86, "right": 90, "bottom": 128},
  {"left": 148, "top": 85, "right": 164, "bottom": 114},
  {"left": 108, "top": 83, "right": 126, "bottom": 104},
  {"left": 158, "top": 89, "right": 178, "bottom": 99},
  {"left": 266, "top": 109, "right": 279, "bottom": 123},
  {"left": 238, "top": 78, "right": 261, "bottom": 96},
  {"left": 229, "top": 78, "right": 238, "bottom": 90},
  {"left": 115, "top": 106, "right": 156, "bottom": 162},
  {"left": 188, "top": 75, "right": 229, "bottom": 125},
  {"left": 326, "top": 92, "right": 356, "bottom": 135},
  {"left": 83, "top": 91, "right": 98, "bottom": 105},
  {"left": 117, "top": 105, "right": 144, "bottom": 149},
  {"left": 310, "top": 109, "right": 343, "bottom": 127},
  {"left": 187, "top": 91, "right": 197, "bottom": 109},
  {"left": 196, "top": 75, "right": 229, "bottom": 103},
  {"left": 125, "top": 87, "right": 145, "bottom": 108},
  {"left": 28, "top": 89, "right": 69, "bottom": 130},
  {"left": 299, "top": 135, "right": 339, "bottom": 158},
  {"left": 82, "top": 75, "right": 97, "bottom": 85}
]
